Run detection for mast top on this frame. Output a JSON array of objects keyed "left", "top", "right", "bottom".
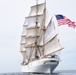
[
  {"left": 36, "top": 0, "right": 46, "bottom": 4},
  {"left": 36, "top": 0, "right": 38, "bottom": 2},
  {"left": 45, "top": 0, "right": 46, "bottom": 3},
  {"left": 45, "top": 0, "right": 46, "bottom": 8}
]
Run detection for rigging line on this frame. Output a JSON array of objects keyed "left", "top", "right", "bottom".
[
  {"left": 28, "top": 40, "right": 36, "bottom": 62},
  {"left": 38, "top": 18, "right": 44, "bottom": 44},
  {"left": 44, "top": 34, "right": 58, "bottom": 45},
  {"left": 37, "top": 46, "right": 41, "bottom": 56},
  {"left": 28, "top": 45, "right": 34, "bottom": 63},
  {"left": 37, "top": 27, "right": 44, "bottom": 56}
]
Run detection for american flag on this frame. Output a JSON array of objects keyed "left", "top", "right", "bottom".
[{"left": 55, "top": 15, "right": 76, "bottom": 28}]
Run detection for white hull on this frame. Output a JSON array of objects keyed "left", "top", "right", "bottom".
[{"left": 21, "top": 58, "right": 60, "bottom": 73}]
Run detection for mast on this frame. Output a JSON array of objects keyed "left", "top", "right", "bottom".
[
  {"left": 35, "top": 0, "right": 38, "bottom": 58},
  {"left": 24, "top": 1, "right": 45, "bottom": 60},
  {"left": 42, "top": 0, "right": 46, "bottom": 56}
]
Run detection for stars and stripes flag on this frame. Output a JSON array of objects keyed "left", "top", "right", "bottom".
[{"left": 55, "top": 15, "right": 76, "bottom": 28}]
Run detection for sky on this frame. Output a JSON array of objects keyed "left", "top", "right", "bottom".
[{"left": 0, "top": 0, "right": 76, "bottom": 73}]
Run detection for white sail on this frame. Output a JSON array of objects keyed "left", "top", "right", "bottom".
[
  {"left": 20, "top": 49, "right": 29, "bottom": 64},
  {"left": 25, "top": 15, "right": 43, "bottom": 27},
  {"left": 45, "top": 19, "right": 56, "bottom": 43},
  {"left": 20, "top": 19, "right": 28, "bottom": 50},
  {"left": 24, "top": 17, "right": 28, "bottom": 26},
  {"left": 20, "top": 36, "right": 26, "bottom": 51},
  {"left": 25, "top": 37, "right": 35, "bottom": 45},
  {"left": 27, "top": 27, "right": 39, "bottom": 36},
  {"left": 20, "top": 19, "right": 28, "bottom": 63},
  {"left": 43, "top": 19, "right": 63, "bottom": 56},
  {"left": 20, "top": 0, "right": 63, "bottom": 64},
  {"left": 20, "top": 2, "right": 45, "bottom": 61},
  {"left": 22, "top": 25, "right": 27, "bottom": 36},
  {"left": 29, "top": 3, "right": 45, "bottom": 16},
  {"left": 21, "top": 36, "right": 26, "bottom": 44},
  {"left": 25, "top": 3, "right": 45, "bottom": 27},
  {"left": 38, "top": 30, "right": 43, "bottom": 45},
  {"left": 44, "top": 36, "right": 63, "bottom": 56},
  {"left": 22, "top": 17, "right": 28, "bottom": 36},
  {"left": 37, "top": 5, "right": 46, "bottom": 46}
]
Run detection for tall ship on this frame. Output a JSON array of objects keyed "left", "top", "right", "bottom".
[{"left": 20, "top": 0, "right": 64, "bottom": 73}]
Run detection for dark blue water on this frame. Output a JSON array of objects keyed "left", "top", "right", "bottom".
[{"left": 0, "top": 70, "right": 76, "bottom": 75}]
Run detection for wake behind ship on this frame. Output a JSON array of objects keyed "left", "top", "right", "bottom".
[{"left": 20, "top": 0, "right": 64, "bottom": 73}]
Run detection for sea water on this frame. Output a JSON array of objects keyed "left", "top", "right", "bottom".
[{"left": 0, "top": 70, "right": 76, "bottom": 75}]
